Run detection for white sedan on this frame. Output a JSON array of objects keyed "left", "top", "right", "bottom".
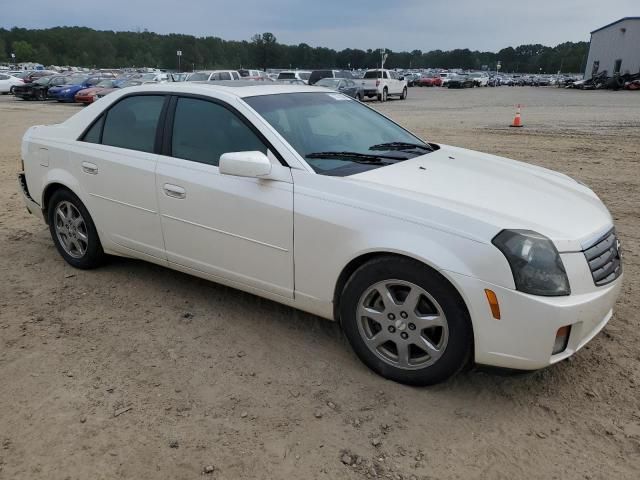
[
  {"left": 18, "top": 83, "right": 623, "bottom": 385},
  {"left": 0, "top": 73, "right": 24, "bottom": 94}
]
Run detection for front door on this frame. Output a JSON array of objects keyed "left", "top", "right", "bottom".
[{"left": 156, "top": 96, "right": 294, "bottom": 298}]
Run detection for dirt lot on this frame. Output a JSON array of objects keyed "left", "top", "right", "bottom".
[{"left": 1, "top": 87, "right": 639, "bottom": 480}]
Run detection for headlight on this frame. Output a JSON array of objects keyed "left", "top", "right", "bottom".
[{"left": 492, "top": 229, "right": 570, "bottom": 296}]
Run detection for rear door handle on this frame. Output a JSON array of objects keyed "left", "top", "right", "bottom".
[
  {"left": 163, "top": 183, "right": 186, "bottom": 199},
  {"left": 81, "top": 161, "right": 98, "bottom": 174}
]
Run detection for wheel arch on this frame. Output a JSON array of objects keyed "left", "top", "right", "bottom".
[
  {"left": 41, "top": 180, "right": 83, "bottom": 224},
  {"left": 332, "top": 250, "right": 473, "bottom": 330}
]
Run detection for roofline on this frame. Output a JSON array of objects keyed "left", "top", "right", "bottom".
[{"left": 591, "top": 17, "right": 640, "bottom": 34}]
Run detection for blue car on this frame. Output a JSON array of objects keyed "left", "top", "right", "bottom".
[{"left": 48, "top": 75, "right": 103, "bottom": 102}]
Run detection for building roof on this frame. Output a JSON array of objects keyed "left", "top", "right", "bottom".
[{"left": 591, "top": 17, "right": 640, "bottom": 34}]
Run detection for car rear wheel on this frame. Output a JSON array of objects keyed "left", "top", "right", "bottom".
[
  {"left": 37, "top": 89, "right": 46, "bottom": 101},
  {"left": 340, "top": 256, "right": 473, "bottom": 385},
  {"left": 400, "top": 87, "right": 407, "bottom": 100},
  {"left": 47, "top": 189, "right": 105, "bottom": 269}
]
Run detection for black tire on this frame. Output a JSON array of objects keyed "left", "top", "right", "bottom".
[
  {"left": 376, "top": 93, "right": 382, "bottom": 101},
  {"left": 339, "top": 256, "right": 473, "bottom": 386},
  {"left": 400, "top": 87, "right": 407, "bottom": 100},
  {"left": 47, "top": 188, "right": 105, "bottom": 269},
  {"left": 37, "top": 89, "right": 46, "bottom": 101}
]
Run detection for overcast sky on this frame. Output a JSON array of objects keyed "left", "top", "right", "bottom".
[{"left": 2, "top": 1, "right": 637, "bottom": 51}]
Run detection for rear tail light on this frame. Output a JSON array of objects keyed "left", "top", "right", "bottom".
[{"left": 552, "top": 326, "right": 571, "bottom": 354}]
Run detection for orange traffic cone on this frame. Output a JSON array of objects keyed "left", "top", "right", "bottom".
[{"left": 510, "top": 104, "right": 523, "bottom": 127}]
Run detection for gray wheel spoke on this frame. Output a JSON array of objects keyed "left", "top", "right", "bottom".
[
  {"left": 358, "top": 305, "right": 386, "bottom": 323},
  {"left": 76, "top": 229, "right": 88, "bottom": 243},
  {"left": 377, "top": 285, "right": 398, "bottom": 309},
  {"left": 56, "top": 206, "right": 67, "bottom": 223},
  {"left": 396, "top": 342, "right": 410, "bottom": 366},
  {"left": 369, "top": 329, "right": 393, "bottom": 347},
  {"left": 416, "top": 336, "right": 443, "bottom": 360},
  {"left": 413, "top": 314, "right": 446, "bottom": 330},
  {"left": 402, "top": 287, "right": 421, "bottom": 312}
]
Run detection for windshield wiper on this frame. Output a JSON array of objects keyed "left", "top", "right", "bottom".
[
  {"left": 305, "top": 151, "right": 406, "bottom": 163},
  {"left": 369, "top": 141, "right": 434, "bottom": 152}
]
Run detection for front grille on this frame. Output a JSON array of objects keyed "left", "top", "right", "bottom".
[{"left": 583, "top": 229, "right": 622, "bottom": 286}]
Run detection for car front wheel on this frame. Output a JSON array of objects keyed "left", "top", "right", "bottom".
[
  {"left": 340, "top": 256, "right": 473, "bottom": 385},
  {"left": 47, "top": 189, "right": 105, "bottom": 269}
]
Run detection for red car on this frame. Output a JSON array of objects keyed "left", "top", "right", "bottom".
[
  {"left": 416, "top": 74, "right": 443, "bottom": 87},
  {"left": 74, "top": 79, "right": 119, "bottom": 104}
]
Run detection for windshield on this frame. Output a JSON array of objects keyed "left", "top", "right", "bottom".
[
  {"left": 316, "top": 78, "right": 341, "bottom": 88},
  {"left": 65, "top": 76, "right": 88, "bottom": 84},
  {"left": 244, "top": 92, "right": 431, "bottom": 176}
]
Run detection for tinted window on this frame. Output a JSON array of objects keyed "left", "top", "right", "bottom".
[
  {"left": 102, "top": 95, "right": 165, "bottom": 153},
  {"left": 218, "top": 72, "right": 232, "bottom": 81},
  {"left": 231, "top": 72, "right": 240, "bottom": 80},
  {"left": 363, "top": 71, "right": 381, "bottom": 79},
  {"left": 278, "top": 72, "right": 295, "bottom": 80},
  {"left": 309, "top": 70, "right": 332, "bottom": 85},
  {"left": 82, "top": 115, "right": 104, "bottom": 143},
  {"left": 171, "top": 97, "right": 266, "bottom": 166}
]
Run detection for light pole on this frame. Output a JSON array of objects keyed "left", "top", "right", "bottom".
[{"left": 176, "top": 50, "right": 182, "bottom": 72}]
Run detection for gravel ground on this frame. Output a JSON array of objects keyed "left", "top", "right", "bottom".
[{"left": 0, "top": 87, "right": 639, "bottom": 480}]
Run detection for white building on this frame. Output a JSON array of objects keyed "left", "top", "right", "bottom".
[{"left": 584, "top": 17, "right": 640, "bottom": 79}]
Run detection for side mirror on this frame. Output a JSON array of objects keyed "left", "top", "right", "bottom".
[{"left": 219, "top": 151, "right": 272, "bottom": 178}]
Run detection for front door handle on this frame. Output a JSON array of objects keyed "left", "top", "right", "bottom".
[
  {"left": 81, "top": 161, "right": 98, "bottom": 174},
  {"left": 163, "top": 183, "right": 186, "bottom": 199}
]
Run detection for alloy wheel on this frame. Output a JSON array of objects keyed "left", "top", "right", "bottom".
[
  {"left": 54, "top": 200, "right": 89, "bottom": 259},
  {"left": 356, "top": 279, "right": 449, "bottom": 370}
]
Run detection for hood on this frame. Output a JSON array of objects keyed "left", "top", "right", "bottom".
[
  {"left": 350, "top": 144, "right": 612, "bottom": 252},
  {"left": 77, "top": 87, "right": 99, "bottom": 96}
]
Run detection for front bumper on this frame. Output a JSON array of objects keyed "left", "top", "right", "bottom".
[{"left": 446, "top": 265, "right": 623, "bottom": 370}]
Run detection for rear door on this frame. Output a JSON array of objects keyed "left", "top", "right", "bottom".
[
  {"left": 155, "top": 95, "right": 294, "bottom": 297},
  {"left": 74, "top": 94, "right": 168, "bottom": 260}
]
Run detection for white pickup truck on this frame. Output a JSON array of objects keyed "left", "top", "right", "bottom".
[{"left": 360, "top": 69, "right": 408, "bottom": 101}]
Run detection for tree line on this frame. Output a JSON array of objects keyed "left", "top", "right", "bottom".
[{"left": 0, "top": 27, "right": 588, "bottom": 73}]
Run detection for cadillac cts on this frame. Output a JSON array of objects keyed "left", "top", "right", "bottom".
[{"left": 18, "top": 83, "right": 623, "bottom": 385}]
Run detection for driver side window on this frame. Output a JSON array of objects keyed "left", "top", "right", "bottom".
[{"left": 170, "top": 97, "right": 267, "bottom": 166}]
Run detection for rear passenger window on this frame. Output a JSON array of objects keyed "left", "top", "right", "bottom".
[
  {"left": 82, "top": 115, "right": 104, "bottom": 143},
  {"left": 171, "top": 97, "right": 267, "bottom": 166},
  {"left": 102, "top": 95, "right": 165, "bottom": 153}
]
